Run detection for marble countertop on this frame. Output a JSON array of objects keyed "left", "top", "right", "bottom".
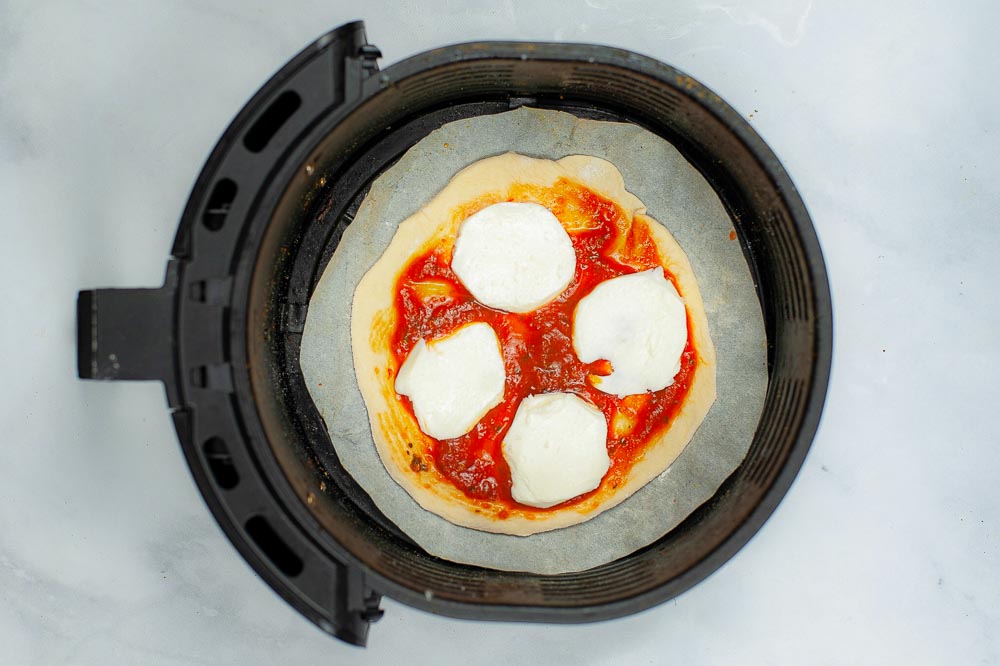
[{"left": 2, "top": 1, "right": 997, "bottom": 663}]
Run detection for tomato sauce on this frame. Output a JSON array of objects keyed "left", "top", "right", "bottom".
[{"left": 389, "top": 178, "right": 696, "bottom": 509}]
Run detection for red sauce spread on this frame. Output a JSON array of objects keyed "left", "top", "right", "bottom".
[{"left": 390, "top": 178, "right": 696, "bottom": 510}]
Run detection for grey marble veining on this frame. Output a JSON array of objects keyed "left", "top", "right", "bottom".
[{"left": 1, "top": 1, "right": 997, "bottom": 663}]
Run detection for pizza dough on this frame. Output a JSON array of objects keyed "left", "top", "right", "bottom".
[
  {"left": 351, "top": 153, "right": 717, "bottom": 535},
  {"left": 300, "top": 107, "right": 767, "bottom": 574}
]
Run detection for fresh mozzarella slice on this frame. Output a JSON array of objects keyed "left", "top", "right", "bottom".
[
  {"left": 572, "top": 267, "right": 687, "bottom": 397},
  {"left": 395, "top": 322, "right": 505, "bottom": 439},
  {"left": 451, "top": 202, "right": 576, "bottom": 313},
  {"left": 502, "top": 393, "right": 610, "bottom": 508}
]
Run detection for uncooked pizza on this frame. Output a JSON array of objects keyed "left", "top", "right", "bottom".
[{"left": 351, "top": 153, "right": 716, "bottom": 536}]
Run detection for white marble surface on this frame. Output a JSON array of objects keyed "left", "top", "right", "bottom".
[{"left": 2, "top": 0, "right": 997, "bottom": 663}]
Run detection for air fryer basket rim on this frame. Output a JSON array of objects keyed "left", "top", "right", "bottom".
[{"left": 76, "top": 20, "right": 832, "bottom": 647}]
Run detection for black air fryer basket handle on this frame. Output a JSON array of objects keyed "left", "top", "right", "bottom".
[
  {"left": 75, "top": 272, "right": 382, "bottom": 646},
  {"left": 76, "top": 261, "right": 180, "bottom": 403},
  {"left": 75, "top": 21, "right": 387, "bottom": 647}
]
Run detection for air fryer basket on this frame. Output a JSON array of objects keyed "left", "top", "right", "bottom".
[{"left": 77, "top": 21, "right": 832, "bottom": 646}]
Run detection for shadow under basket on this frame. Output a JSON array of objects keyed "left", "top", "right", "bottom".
[{"left": 76, "top": 21, "right": 832, "bottom": 646}]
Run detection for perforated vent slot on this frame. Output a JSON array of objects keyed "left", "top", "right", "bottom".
[
  {"left": 203, "top": 436, "right": 239, "bottom": 489},
  {"left": 202, "top": 178, "right": 237, "bottom": 231},
  {"left": 244, "top": 90, "right": 302, "bottom": 153},
  {"left": 245, "top": 515, "right": 304, "bottom": 577}
]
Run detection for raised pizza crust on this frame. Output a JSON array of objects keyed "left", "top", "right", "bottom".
[{"left": 351, "top": 153, "right": 717, "bottom": 536}]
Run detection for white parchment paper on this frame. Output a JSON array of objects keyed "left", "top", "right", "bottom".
[{"left": 300, "top": 108, "right": 767, "bottom": 574}]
